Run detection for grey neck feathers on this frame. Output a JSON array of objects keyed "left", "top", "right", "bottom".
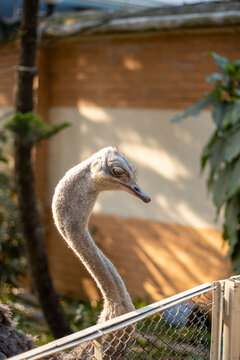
[{"left": 52, "top": 160, "right": 134, "bottom": 322}]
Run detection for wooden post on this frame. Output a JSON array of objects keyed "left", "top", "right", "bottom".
[
  {"left": 210, "top": 280, "right": 224, "bottom": 360},
  {"left": 222, "top": 276, "right": 240, "bottom": 360}
]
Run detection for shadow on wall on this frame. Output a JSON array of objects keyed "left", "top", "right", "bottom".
[
  {"left": 47, "top": 105, "right": 217, "bottom": 229},
  {"left": 46, "top": 213, "right": 232, "bottom": 302},
  {"left": 44, "top": 33, "right": 232, "bottom": 229},
  {"left": 94, "top": 214, "right": 232, "bottom": 301}
]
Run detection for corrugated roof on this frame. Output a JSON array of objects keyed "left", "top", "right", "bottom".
[
  {"left": 40, "top": 1, "right": 240, "bottom": 40},
  {"left": 42, "top": 0, "right": 221, "bottom": 10}
]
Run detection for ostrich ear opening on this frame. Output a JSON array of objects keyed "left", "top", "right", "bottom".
[{"left": 91, "top": 159, "right": 102, "bottom": 173}]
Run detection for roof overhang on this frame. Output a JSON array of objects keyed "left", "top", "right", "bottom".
[{"left": 41, "top": 9, "right": 240, "bottom": 39}]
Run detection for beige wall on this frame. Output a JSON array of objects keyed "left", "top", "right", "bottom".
[{"left": 47, "top": 105, "right": 218, "bottom": 229}]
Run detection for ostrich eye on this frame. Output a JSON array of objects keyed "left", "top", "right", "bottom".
[{"left": 111, "top": 167, "right": 125, "bottom": 177}]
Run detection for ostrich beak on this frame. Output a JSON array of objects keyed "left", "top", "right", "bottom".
[{"left": 120, "top": 182, "right": 151, "bottom": 203}]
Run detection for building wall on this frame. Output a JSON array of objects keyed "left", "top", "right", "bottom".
[
  {"left": 0, "top": 28, "right": 238, "bottom": 301},
  {"left": 45, "top": 31, "right": 238, "bottom": 109},
  {"left": 42, "top": 29, "right": 240, "bottom": 229},
  {"left": 39, "top": 29, "right": 237, "bottom": 300}
]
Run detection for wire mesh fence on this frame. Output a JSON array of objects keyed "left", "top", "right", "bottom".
[
  {"left": 9, "top": 283, "right": 215, "bottom": 360},
  {"left": 66, "top": 291, "right": 212, "bottom": 360}
]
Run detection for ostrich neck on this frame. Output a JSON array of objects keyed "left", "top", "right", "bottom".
[{"left": 53, "top": 165, "right": 134, "bottom": 321}]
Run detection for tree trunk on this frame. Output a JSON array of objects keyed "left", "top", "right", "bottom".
[{"left": 15, "top": 0, "right": 71, "bottom": 338}]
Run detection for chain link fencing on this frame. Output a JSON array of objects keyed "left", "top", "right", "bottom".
[{"left": 9, "top": 283, "right": 215, "bottom": 360}]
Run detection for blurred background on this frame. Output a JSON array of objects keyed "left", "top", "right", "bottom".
[{"left": 0, "top": 0, "right": 238, "bottom": 344}]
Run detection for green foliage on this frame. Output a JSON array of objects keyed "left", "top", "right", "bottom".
[
  {"left": 0, "top": 174, "right": 27, "bottom": 284},
  {"left": 5, "top": 112, "right": 69, "bottom": 146},
  {"left": 62, "top": 297, "right": 101, "bottom": 333},
  {"left": 0, "top": 285, "right": 101, "bottom": 346},
  {"left": 0, "top": 110, "right": 69, "bottom": 284},
  {"left": 0, "top": 129, "right": 27, "bottom": 284},
  {"left": 173, "top": 53, "right": 240, "bottom": 274}
]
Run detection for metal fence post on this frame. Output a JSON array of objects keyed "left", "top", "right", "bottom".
[
  {"left": 222, "top": 276, "right": 240, "bottom": 360},
  {"left": 210, "top": 280, "right": 224, "bottom": 360}
]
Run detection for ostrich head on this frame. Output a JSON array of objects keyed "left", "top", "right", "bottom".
[{"left": 90, "top": 147, "right": 151, "bottom": 203}]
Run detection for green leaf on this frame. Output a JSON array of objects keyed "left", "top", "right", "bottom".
[
  {"left": 209, "top": 135, "right": 226, "bottom": 175},
  {"left": 223, "top": 100, "right": 240, "bottom": 128},
  {"left": 209, "top": 83, "right": 223, "bottom": 100},
  {"left": 212, "top": 101, "right": 232, "bottom": 129},
  {"left": 235, "top": 88, "right": 240, "bottom": 97},
  {"left": 202, "top": 133, "right": 227, "bottom": 194},
  {"left": 224, "top": 196, "right": 240, "bottom": 254},
  {"left": 0, "top": 154, "right": 7, "bottom": 164},
  {"left": 0, "top": 130, "right": 7, "bottom": 143},
  {"left": 224, "top": 126, "right": 240, "bottom": 162},
  {"left": 201, "top": 130, "right": 218, "bottom": 172},
  {"left": 210, "top": 52, "right": 229, "bottom": 73},
  {"left": 206, "top": 72, "right": 224, "bottom": 83},
  {"left": 212, "top": 163, "right": 233, "bottom": 209},
  {"left": 201, "top": 153, "right": 209, "bottom": 172},
  {"left": 37, "top": 122, "right": 70, "bottom": 141},
  {"left": 172, "top": 97, "right": 215, "bottom": 123},
  {"left": 227, "top": 160, "right": 240, "bottom": 198},
  {"left": 206, "top": 171, "right": 215, "bottom": 190},
  {"left": 232, "top": 59, "right": 240, "bottom": 67},
  {"left": 225, "top": 63, "right": 236, "bottom": 74},
  {"left": 232, "top": 255, "right": 240, "bottom": 274}
]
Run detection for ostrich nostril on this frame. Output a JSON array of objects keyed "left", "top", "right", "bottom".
[{"left": 134, "top": 186, "right": 140, "bottom": 192}]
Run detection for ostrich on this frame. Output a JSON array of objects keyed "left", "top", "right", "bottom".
[{"left": 52, "top": 147, "right": 151, "bottom": 359}]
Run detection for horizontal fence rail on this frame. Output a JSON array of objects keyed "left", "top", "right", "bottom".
[{"left": 9, "top": 283, "right": 215, "bottom": 360}]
